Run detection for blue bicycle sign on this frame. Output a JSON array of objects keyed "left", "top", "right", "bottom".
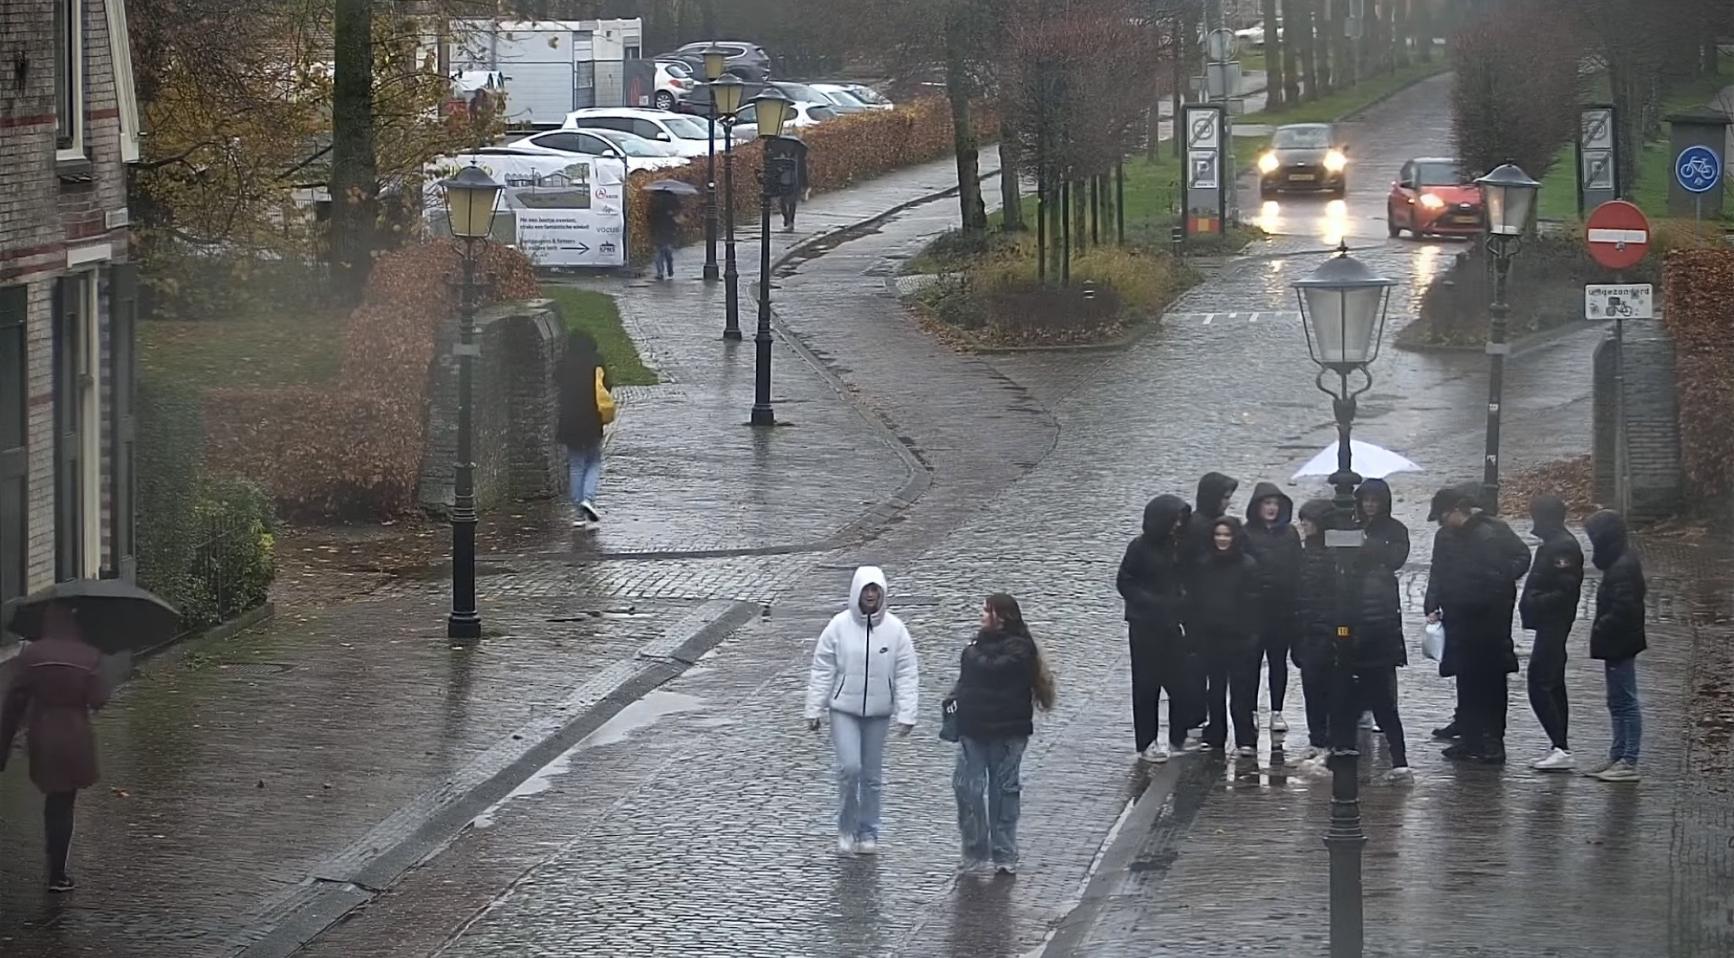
[{"left": 1675, "top": 145, "right": 1722, "bottom": 194}]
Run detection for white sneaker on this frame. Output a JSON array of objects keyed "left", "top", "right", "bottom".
[
  {"left": 1359, "top": 711, "right": 1376, "bottom": 730},
  {"left": 1236, "top": 746, "right": 1257, "bottom": 758},
  {"left": 837, "top": 834, "right": 856, "bottom": 855},
  {"left": 855, "top": 837, "right": 879, "bottom": 855},
  {"left": 1186, "top": 728, "right": 1204, "bottom": 745},
  {"left": 1531, "top": 748, "right": 1575, "bottom": 772},
  {"left": 580, "top": 500, "right": 601, "bottom": 521},
  {"left": 1140, "top": 744, "right": 1170, "bottom": 764},
  {"left": 1385, "top": 766, "right": 1415, "bottom": 785},
  {"left": 1270, "top": 711, "right": 1289, "bottom": 733},
  {"left": 1593, "top": 760, "right": 1640, "bottom": 783}
]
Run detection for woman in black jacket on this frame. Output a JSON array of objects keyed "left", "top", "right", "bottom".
[
  {"left": 1243, "top": 482, "right": 1301, "bottom": 737},
  {"left": 1116, "top": 495, "right": 1193, "bottom": 762},
  {"left": 1189, "top": 516, "right": 1263, "bottom": 754},
  {"left": 556, "top": 330, "right": 613, "bottom": 526},
  {"left": 952, "top": 593, "right": 1056, "bottom": 875},
  {"left": 1585, "top": 510, "right": 1646, "bottom": 783}
]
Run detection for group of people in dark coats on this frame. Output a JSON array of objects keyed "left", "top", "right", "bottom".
[{"left": 1117, "top": 472, "right": 1651, "bottom": 785}]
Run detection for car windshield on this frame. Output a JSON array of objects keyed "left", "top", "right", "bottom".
[
  {"left": 776, "top": 83, "right": 826, "bottom": 103},
  {"left": 596, "top": 132, "right": 679, "bottom": 157},
  {"left": 826, "top": 89, "right": 868, "bottom": 107},
  {"left": 660, "top": 115, "right": 711, "bottom": 140},
  {"left": 851, "top": 86, "right": 890, "bottom": 105},
  {"left": 1273, "top": 127, "right": 1332, "bottom": 149},
  {"left": 662, "top": 61, "right": 691, "bottom": 78},
  {"left": 1416, "top": 161, "right": 1462, "bottom": 186},
  {"left": 808, "top": 105, "right": 839, "bottom": 121}
]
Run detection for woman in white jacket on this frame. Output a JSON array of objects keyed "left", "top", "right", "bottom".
[{"left": 805, "top": 566, "right": 920, "bottom": 855}]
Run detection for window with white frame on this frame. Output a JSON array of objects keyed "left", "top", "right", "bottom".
[{"left": 55, "top": 0, "right": 85, "bottom": 158}]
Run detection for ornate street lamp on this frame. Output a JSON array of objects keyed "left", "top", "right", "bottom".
[
  {"left": 1292, "top": 240, "right": 1396, "bottom": 958},
  {"left": 438, "top": 164, "right": 502, "bottom": 640},
  {"left": 701, "top": 44, "right": 729, "bottom": 283},
  {"left": 749, "top": 87, "right": 796, "bottom": 427},
  {"left": 1474, "top": 162, "right": 1540, "bottom": 514},
  {"left": 711, "top": 74, "right": 748, "bottom": 341}
]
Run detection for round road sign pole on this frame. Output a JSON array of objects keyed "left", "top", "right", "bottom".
[{"left": 1585, "top": 199, "right": 1650, "bottom": 516}]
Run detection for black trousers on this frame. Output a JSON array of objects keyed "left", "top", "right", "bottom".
[
  {"left": 1128, "top": 625, "right": 1189, "bottom": 751},
  {"left": 1458, "top": 669, "right": 1510, "bottom": 747},
  {"left": 1300, "top": 666, "right": 1333, "bottom": 747},
  {"left": 1204, "top": 645, "right": 1260, "bottom": 748},
  {"left": 779, "top": 195, "right": 799, "bottom": 228},
  {"left": 1260, "top": 624, "right": 1291, "bottom": 713},
  {"left": 45, "top": 790, "right": 76, "bottom": 882},
  {"left": 1329, "top": 666, "right": 1408, "bottom": 766},
  {"left": 1527, "top": 625, "right": 1571, "bottom": 750}
]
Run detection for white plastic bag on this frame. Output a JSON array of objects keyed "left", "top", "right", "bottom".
[{"left": 1422, "top": 621, "right": 1446, "bottom": 662}]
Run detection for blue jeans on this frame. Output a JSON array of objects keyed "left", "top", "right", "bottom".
[
  {"left": 1605, "top": 657, "right": 1642, "bottom": 764},
  {"left": 954, "top": 736, "right": 1027, "bottom": 866},
  {"left": 831, "top": 712, "right": 889, "bottom": 840},
  {"left": 655, "top": 244, "right": 675, "bottom": 278},
  {"left": 567, "top": 446, "right": 603, "bottom": 505}
]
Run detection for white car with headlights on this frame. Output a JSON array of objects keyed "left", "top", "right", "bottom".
[{"left": 1257, "top": 123, "right": 1348, "bottom": 196}]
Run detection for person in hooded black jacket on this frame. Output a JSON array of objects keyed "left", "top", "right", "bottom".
[
  {"left": 1179, "top": 472, "right": 1238, "bottom": 738},
  {"left": 1290, "top": 499, "right": 1338, "bottom": 761},
  {"left": 1190, "top": 516, "right": 1263, "bottom": 752},
  {"left": 1585, "top": 510, "right": 1646, "bottom": 782},
  {"left": 1243, "top": 482, "right": 1301, "bottom": 735},
  {"left": 1425, "top": 484, "right": 1531, "bottom": 763},
  {"left": 1116, "top": 495, "right": 1194, "bottom": 761},
  {"left": 1518, "top": 495, "right": 1584, "bottom": 770},
  {"left": 1355, "top": 479, "right": 1411, "bottom": 727}
]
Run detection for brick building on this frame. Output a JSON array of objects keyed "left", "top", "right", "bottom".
[{"left": 1, "top": 0, "right": 143, "bottom": 624}]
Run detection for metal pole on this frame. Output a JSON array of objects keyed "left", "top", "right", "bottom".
[
  {"left": 1061, "top": 179, "right": 1072, "bottom": 286},
  {"left": 704, "top": 101, "right": 720, "bottom": 281},
  {"left": 1037, "top": 167, "right": 1048, "bottom": 285},
  {"left": 1614, "top": 272, "right": 1630, "bottom": 515},
  {"left": 722, "top": 123, "right": 742, "bottom": 341},
  {"left": 751, "top": 166, "right": 776, "bottom": 426},
  {"left": 1482, "top": 241, "right": 1512, "bottom": 514},
  {"left": 447, "top": 238, "right": 481, "bottom": 640},
  {"left": 1326, "top": 378, "right": 1365, "bottom": 958},
  {"left": 1116, "top": 161, "right": 1126, "bottom": 245}
]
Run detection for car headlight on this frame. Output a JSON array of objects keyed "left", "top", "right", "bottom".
[
  {"left": 1324, "top": 150, "right": 1347, "bottom": 172},
  {"left": 1419, "top": 193, "right": 1446, "bottom": 210},
  {"left": 1258, "top": 152, "right": 1279, "bottom": 174}
]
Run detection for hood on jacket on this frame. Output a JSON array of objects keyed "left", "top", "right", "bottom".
[
  {"left": 1142, "top": 494, "right": 1191, "bottom": 542},
  {"left": 848, "top": 566, "right": 890, "bottom": 626},
  {"left": 1585, "top": 510, "right": 1628, "bottom": 570},
  {"left": 1530, "top": 494, "right": 1570, "bottom": 539},
  {"left": 1244, "top": 481, "right": 1294, "bottom": 529},
  {"left": 1427, "top": 482, "right": 1484, "bottom": 522},
  {"left": 1195, "top": 472, "right": 1239, "bottom": 519},
  {"left": 1297, "top": 498, "right": 1334, "bottom": 542},
  {"left": 1204, "top": 515, "right": 1249, "bottom": 560},
  {"left": 1356, "top": 478, "right": 1394, "bottom": 523}
]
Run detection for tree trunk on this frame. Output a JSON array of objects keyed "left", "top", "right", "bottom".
[
  {"left": 330, "top": 0, "right": 377, "bottom": 302},
  {"left": 1413, "top": 0, "right": 1431, "bottom": 63},
  {"left": 998, "top": 88, "right": 1026, "bottom": 232},
  {"left": 1392, "top": 0, "right": 1410, "bottom": 68},
  {"left": 1297, "top": 0, "right": 1320, "bottom": 100},
  {"left": 1282, "top": 1, "right": 1302, "bottom": 103},
  {"left": 943, "top": 11, "right": 987, "bottom": 235},
  {"left": 1262, "top": 0, "right": 1285, "bottom": 108}
]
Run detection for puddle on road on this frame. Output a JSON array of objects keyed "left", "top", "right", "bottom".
[{"left": 470, "top": 690, "right": 708, "bottom": 829}]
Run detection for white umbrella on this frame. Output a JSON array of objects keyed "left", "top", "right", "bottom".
[{"left": 1292, "top": 440, "right": 1421, "bottom": 481}]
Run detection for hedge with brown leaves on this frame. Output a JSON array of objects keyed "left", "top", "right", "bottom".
[
  {"left": 625, "top": 97, "right": 995, "bottom": 261},
  {"left": 204, "top": 241, "right": 539, "bottom": 517},
  {"left": 1660, "top": 248, "right": 1734, "bottom": 499}
]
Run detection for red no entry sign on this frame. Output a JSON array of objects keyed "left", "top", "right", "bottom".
[{"left": 1584, "top": 200, "right": 1650, "bottom": 271}]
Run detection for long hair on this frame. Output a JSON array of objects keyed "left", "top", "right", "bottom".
[{"left": 986, "top": 592, "right": 1056, "bottom": 712}]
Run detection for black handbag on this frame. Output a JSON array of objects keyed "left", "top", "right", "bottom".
[{"left": 939, "top": 695, "right": 960, "bottom": 742}]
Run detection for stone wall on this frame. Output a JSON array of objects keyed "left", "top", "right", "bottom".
[
  {"left": 1593, "top": 320, "right": 1683, "bottom": 521},
  {"left": 420, "top": 299, "right": 566, "bottom": 514}
]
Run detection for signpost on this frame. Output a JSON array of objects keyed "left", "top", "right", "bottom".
[
  {"left": 1674, "top": 144, "right": 1722, "bottom": 221},
  {"left": 1575, "top": 105, "right": 1618, "bottom": 217},
  {"left": 1182, "top": 105, "right": 1227, "bottom": 236},
  {"left": 1584, "top": 199, "right": 1652, "bottom": 516}
]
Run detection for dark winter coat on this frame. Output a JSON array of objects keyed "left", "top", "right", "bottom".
[
  {"left": 648, "top": 193, "right": 681, "bottom": 245},
  {"left": 1519, "top": 495, "right": 1585, "bottom": 632},
  {"left": 953, "top": 627, "right": 1039, "bottom": 740},
  {"left": 1292, "top": 499, "right": 1337, "bottom": 672},
  {"left": 1182, "top": 472, "right": 1240, "bottom": 570},
  {"left": 1587, "top": 511, "right": 1647, "bottom": 661},
  {"left": 0, "top": 636, "right": 109, "bottom": 794},
  {"left": 1352, "top": 479, "right": 1410, "bottom": 670},
  {"left": 556, "top": 341, "right": 608, "bottom": 451},
  {"left": 1117, "top": 495, "right": 1191, "bottom": 634},
  {"left": 1186, "top": 516, "right": 1262, "bottom": 656},
  {"left": 1427, "top": 511, "right": 1531, "bottom": 678},
  {"left": 1243, "top": 481, "right": 1301, "bottom": 634}
]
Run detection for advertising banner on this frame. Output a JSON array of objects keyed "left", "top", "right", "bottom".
[{"left": 426, "top": 152, "right": 630, "bottom": 267}]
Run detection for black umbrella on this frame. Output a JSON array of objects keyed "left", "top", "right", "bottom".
[
  {"left": 4, "top": 579, "right": 181, "bottom": 653},
  {"left": 644, "top": 180, "right": 700, "bottom": 196}
]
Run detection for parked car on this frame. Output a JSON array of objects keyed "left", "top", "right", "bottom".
[
  {"left": 557, "top": 108, "right": 715, "bottom": 158},
  {"left": 838, "top": 83, "right": 893, "bottom": 109},
  {"left": 654, "top": 60, "right": 697, "bottom": 111},
  {"left": 1234, "top": 21, "right": 1282, "bottom": 46},
  {"left": 809, "top": 83, "right": 880, "bottom": 113},
  {"left": 1257, "top": 123, "right": 1348, "bottom": 196},
  {"left": 657, "top": 40, "right": 773, "bottom": 82},
  {"left": 505, "top": 128, "right": 690, "bottom": 173},
  {"left": 725, "top": 100, "right": 839, "bottom": 140},
  {"left": 1387, "top": 157, "right": 1484, "bottom": 238},
  {"left": 676, "top": 82, "right": 846, "bottom": 129}
]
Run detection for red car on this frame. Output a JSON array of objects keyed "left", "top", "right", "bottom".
[{"left": 1387, "top": 157, "right": 1484, "bottom": 238}]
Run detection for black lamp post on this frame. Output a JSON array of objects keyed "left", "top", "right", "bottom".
[
  {"left": 748, "top": 87, "right": 795, "bottom": 427},
  {"left": 701, "top": 44, "right": 727, "bottom": 282},
  {"left": 1292, "top": 241, "right": 1396, "bottom": 958},
  {"left": 1474, "top": 162, "right": 1540, "bottom": 515},
  {"left": 711, "top": 74, "right": 748, "bottom": 341},
  {"left": 438, "top": 164, "right": 503, "bottom": 640}
]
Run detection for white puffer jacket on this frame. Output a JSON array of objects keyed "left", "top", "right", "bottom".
[{"left": 804, "top": 566, "right": 920, "bottom": 725}]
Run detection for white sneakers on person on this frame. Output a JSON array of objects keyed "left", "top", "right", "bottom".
[
  {"left": 1531, "top": 748, "right": 1575, "bottom": 772},
  {"left": 1385, "top": 766, "right": 1415, "bottom": 785},
  {"left": 1236, "top": 746, "right": 1257, "bottom": 758},
  {"left": 580, "top": 500, "right": 601, "bottom": 522},
  {"left": 855, "top": 837, "right": 879, "bottom": 855},
  {"left": 1140, "top": 744, "right": 1170, "bottom": 764},
  {"left": 837, "top": 833, "right": 857, "bottom": 855},
  {"left": 1269, "top": 711, "right": 1289, "bottom": 733},
  {"left": 1359, "top": 711, "right": 1376, "bottom": 730}
]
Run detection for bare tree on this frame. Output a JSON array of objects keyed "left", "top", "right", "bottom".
[
  {"left": 1262, "top": 0, "right": 1285, "bottom": 108},
  {"left": 331, "top": 0, "right": 379, "bottom": 300}
]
